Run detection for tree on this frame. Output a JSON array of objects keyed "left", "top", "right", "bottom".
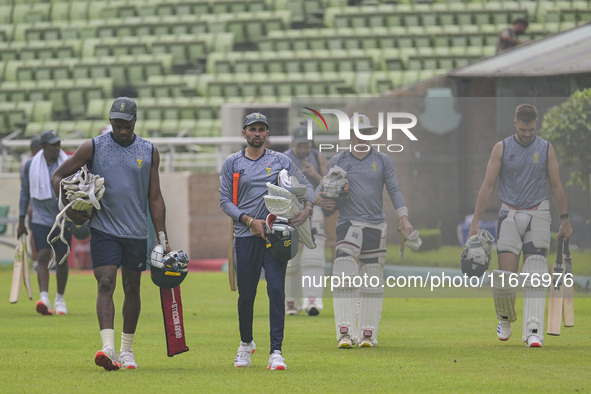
[{"left": 539, "top": 89, "right": 591, "bottom": 190}]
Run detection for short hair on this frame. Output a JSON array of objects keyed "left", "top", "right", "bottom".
[
  {"left": 514, "top": 18, "right": 529, "bottom": 27},
  {"left": 515, "top": 104, "right": 538, "bottom": 123}
]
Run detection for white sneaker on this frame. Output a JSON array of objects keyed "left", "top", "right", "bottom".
[
  {"left": 95, "top": 347, "right": 121, "bottom": 371},
  {"left": 526, "top": 336, "right": 543, "bottom": 348},
  {"left": 234, "top": 341, "right": 256, "bottom": 367},
  {"left": 497, "top": 320, "right": 512, "bottom": 341},
  {"left": 358, "top": 338, "right": 376, "bottom": 348},
  {"left": 286, "top": 301, "right": 299, "bottom": 316},
  {"left": 54, "top": 298, "right": 68, "bottom": 315},
  {"left": 267, "top": 350, "right": 287, "bottom": 370},
  {"left": 338, "top": 334, "right": 354, "bottom": 349},
  {"left": 35, "top": 299, "right": 53, "bottom": 315},
  {"left": 119, "top": 348, "right": 138, "bottom": 369}
]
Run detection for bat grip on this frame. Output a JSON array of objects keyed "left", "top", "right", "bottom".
[
  {"left": 232, "top": 173, "right": 240, "bottom": 205},
  {"left": 555, "top": 236, "right": 564, "bottom": 265},
  {"left": 563, "top": 239, "right": 570, "bottom": 255}
]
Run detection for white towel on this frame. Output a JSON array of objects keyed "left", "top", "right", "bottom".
[{"left": 29, "top": 149, "right": 69, "bottom": 200}]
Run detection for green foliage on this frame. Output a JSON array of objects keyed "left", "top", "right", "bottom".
[
  {"left": 539, "top": 88, "right": 591, "bottom": 189},
  {"left": 414, "top": 228, "right": 441, "bottom": 252}
]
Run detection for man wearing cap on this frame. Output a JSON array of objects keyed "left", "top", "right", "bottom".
[
  {"left": 220, "top": 112, "right": 315, "bottom": 370},
  {"left": 18, "top": 129, "right": 71, "bottom": 316},
  {"left": 283, "top": 124, "right": 328, "bottom": 316},
  {"left": 315, "top": 114, "right": 417, "bottom": 348},
  {"left": 52, "top": 97, "right": 171, "bottom": 370}
]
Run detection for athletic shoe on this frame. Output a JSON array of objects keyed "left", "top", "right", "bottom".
[
  {"left": 234, "top": 341, "right": 256, "bottom": 368},
  {"left": 35, "top": 299, "right": 53, "bottom": 316},
  {"left": 338, "top": 334, "right": 354, "bottom": 349},
  {"left": 286, "top": 301, "right": 299, "bottom": 316},
  {"left": 267, "top": 350, "right": 287, "bottom": 370},
  {"left": 119, "top": 349, "right": 138, "bottom": 369},
  {"left": 497, "top": 320, "right": 512, "bottom": 341},
  {"left": 526, "top": 336, "right": 543, "bottom": 348},
  {"left": 358, "top": 338, "right": 376, "bottom": 348},
  {"left": 95, "top": 347, "right": 121, "bottom": 371},
  {"left": 306, "top": 304, "right": 319, "bottom": 316},
  {"left": 54, "top": 299, "right": 68, "bottom": 315}
]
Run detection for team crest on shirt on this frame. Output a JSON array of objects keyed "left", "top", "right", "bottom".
[
  {"left": 532, "top": 151, "right": 539, "bottom": 164},
  {"left": 371, "top": 161, "right": 378, "bottom": 172},
  {"left": 136, "top": 156, "right": 143, "bottom": 168},
  {"left": 266, "top": 164, "right": 272, "bottom": 176}
]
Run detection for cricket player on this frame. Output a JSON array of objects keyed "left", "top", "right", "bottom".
[
  {"left": 18, "top": 129, "right": 71, "bottom": 316},
  {"left": 52, "top": 97, "right": 171, "bottom": 370},
  {"left": 315, "top": 114, "right": 417, "bottom": 348},
  {"left": 468, "top": 104, "right": 572, "bottom": 347},
  {"left": 283, "top": 124, "right": 328, "bottom": 316},
  {"left": 220, "top": 113, "right": 315, "bottom": 370}
]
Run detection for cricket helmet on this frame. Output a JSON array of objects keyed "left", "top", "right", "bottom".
[
  {"left": 149, "top": 249, "right": 189, "bottom": 289},
  {"left": 461, "top": 229, "right": 495, "bottom": 278},
  {"left": 265, "top": 214, "right": 299, "bottom": 262}
]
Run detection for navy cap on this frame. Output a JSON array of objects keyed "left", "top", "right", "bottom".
[
  {"left": 30, "top": 135, "right": 42, "bottom": 149},
  {"left": 292, "top": 125, "right": 309, "bottom": 144},
  {"left": 40, "top": 129, "right": 61, "bottom": 144},
  {"left": 109, "top": 97, "right": 137, "bottom": 121},
  {"left": 243, "top": 112, "right": 269, "bottom": 128}
]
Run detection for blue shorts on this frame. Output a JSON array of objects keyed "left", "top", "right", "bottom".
[
  {"left": 30, "top": 222, "right": 71, "bottom": 255},
  {"left": 90, "top": 227, "right": 147, "bottom": 271}
]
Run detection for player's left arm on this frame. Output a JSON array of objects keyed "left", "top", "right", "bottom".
[
  {"left": 547, "top": 143, "right": 572, "bottom": 241},
  {"left": 148, "top": 146, "right": 171, "bottom": 252},
  {"left": 383, "top": 155, "right": 413, "bottom": 235}
]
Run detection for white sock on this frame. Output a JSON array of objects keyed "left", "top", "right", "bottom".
[
  {"left": 55, "top": 293, "right": 64, "bottom": 302},
  {"left": 120, "top": 332, "right": 135, "bottom": 353},
  {"left": 100, "top": 329, "right": 115, "bottom": 350},
  {"left": 39, "top": 291, "right": 49, "bottom": 304}
]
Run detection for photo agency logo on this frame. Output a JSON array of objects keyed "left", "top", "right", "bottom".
[{"left": 302, "top": 107, "right": 418, "bottom": 153}]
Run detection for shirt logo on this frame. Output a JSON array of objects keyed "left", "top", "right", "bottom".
[
  {"left": 137, "top": 156, "right": 143, "bottom": 168},
  {"left": 533, "top": 151, "right": 539, "bottom": 164},
  {"left": 266, "top": 165, "right": 272, "bottom": 176},
  {"left": 371, "top": 161, "right": 378, "bottom": 172}
]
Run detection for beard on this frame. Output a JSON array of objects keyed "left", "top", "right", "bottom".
[{"left": 247, "top": 136, "right": 265, "bottom": 148}]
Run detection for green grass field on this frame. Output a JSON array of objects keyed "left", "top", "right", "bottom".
[{"left": 1, "top": 268, "right": 590, "bottom": 393}]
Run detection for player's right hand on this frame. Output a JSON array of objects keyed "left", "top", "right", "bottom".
[
  {"left": 16, "top": 223, "right": 28, "bottom": 239},
  {"left": 66, "top": 207, "right": 90, "bottom": 225},
  {"left": 314, "top": 193, "right": 335, "bottom": 210},
  {"left": 467, "top": 222, "right": 480, "bottom": 240}
]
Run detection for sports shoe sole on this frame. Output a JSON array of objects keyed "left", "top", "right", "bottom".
[
  {"left": 338, "top": 342, "right": 353, "bottom": 349},
  {"left": 358, "top": 342, "right": 374, "bottom": 348},
  {"left": 268, "top": 365, "right": 286, "bottom": 370},
  {"left": 95, "top": 351, "right": 121, "bottom": 371},
  {"left": 35, "top": 300, "right": 53, "bottom": 316},
  {"left": 527, "top": 342, "right": 542, "bottom": 348}
]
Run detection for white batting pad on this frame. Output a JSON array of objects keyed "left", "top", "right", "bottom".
[
  {"left": 497, "top": 211, "right": 523, "bottom": 255},
  {"left": 492, "top": 270, "right": 517, "bottom": 322},
  {"left": 333, "top": 256, "right": 359, "bottom": 340},
  {"left": 358, "top": 263, "right": 384, "bottom": 345},
  {"left": 277, "top": 169, "right": 307, "bottom": 200},
  {"left": 285, "top": 256, "right": 302, "bottom": 312},
  {"left": 522, "top": 255, "right": 548, "bottom": 343}
]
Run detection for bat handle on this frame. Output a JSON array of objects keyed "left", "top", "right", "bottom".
[
  {"left": 158, "top": 231, "right": 166, "bottom": 247},
  {"left": 563, "top": 239, "right": 570, "bottom": 255},
  {"left": 555, "top": 236, "right": 564, "bottom": 264}
]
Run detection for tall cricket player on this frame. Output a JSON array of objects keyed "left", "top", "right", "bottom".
[
  {"left": 283, "top": 124, "right": 328, "bottom": 316},
  {"left": 468, "top": 104, "right": 572, "bottom": 348},
  {"left": 315, "top": 114, "right": 419, "bottom": 348}
]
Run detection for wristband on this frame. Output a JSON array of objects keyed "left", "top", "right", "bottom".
[
  {"left": 247, "top": 217, "right": 254, "bottom": 227},
  {"left": 305, "top": 206, "right": 313, "bottom": 214},
  {"left": 560, "top": 213, "right": 569, "bottom": 220}
]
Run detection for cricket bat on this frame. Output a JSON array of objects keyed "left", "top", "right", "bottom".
[
  {"left": 9, "top": 236, "right": 25, "bottom": 303},
  {"left": 562, "top": 239, "right": 575, "bottom": 327},
  {"left": 547, "top": 237, "right": 564, "bottom": 335},
  {"left": 21, "top": 235, "right": 32, "bottom": 300},
  {"left": 228, "top": 172, "right": 239, "bottom": 292}
]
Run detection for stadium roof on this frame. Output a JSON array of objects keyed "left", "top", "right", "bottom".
[{"left": 449, "top": 23, "right": 591, "bottom": 78}]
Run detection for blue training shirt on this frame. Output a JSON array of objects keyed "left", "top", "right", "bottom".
[{"left": 220, "top": 148, "right": 314, "bottom": 238}]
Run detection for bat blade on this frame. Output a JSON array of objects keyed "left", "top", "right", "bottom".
[
  {"left": 10, "top": 243, "right": 24, "bottom": 304},
  {"left": 21, "top": 235, "right": 32, "bottom": 300},
  {"left": 547, "top": 238, "right": 564, "bottom": 336},
  {"left": 562, "top": 240, "right": 575, "bottom": 327}
]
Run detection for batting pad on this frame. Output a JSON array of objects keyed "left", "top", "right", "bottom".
[
  {"left": 522, "top": 255, "right": 548, "bottom": 343},
  {"left": 358, "top": 264, "right": 384, "bottom": 345},
  {"left": 492, "top": 270, "right": 517, "bottom": 322},
  {"left": 160, "top": 286, "right": 189, "bottom": 357}
]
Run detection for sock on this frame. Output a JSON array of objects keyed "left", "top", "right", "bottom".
[
  {"left": 40, "top": 291, "right": 49, "bottom": 305},
  {"left": 120, "top": 332, "right": 135, "bottom": 353},
  {"left": 100, "top": 329, "right": 115, "bottom": 350},
  {"left": 55, "top": 293, "right": 64, "bottom": 302}
]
